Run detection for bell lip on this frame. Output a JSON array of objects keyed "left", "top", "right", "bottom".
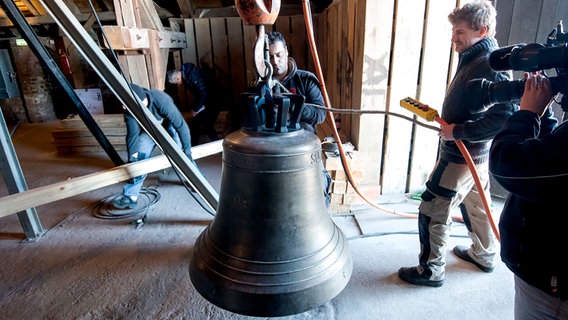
[{"left": 189, "top": 226, "right": 353, "bottom": 317}]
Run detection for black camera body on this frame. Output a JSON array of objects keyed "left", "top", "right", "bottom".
[{"left": 467, "top": 21, "right": 568, "bottom": 110}]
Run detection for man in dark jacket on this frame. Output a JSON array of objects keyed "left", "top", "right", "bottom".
[
  {"left": 398, "top": 1, "right": 516, "bottom": 287},
  {"left": 112, "top": 83, "right": 196, "bottom": 209},
  {"left": 266, "top": 31, "right": 331, "bottom": 206},
  {"left": 490, "top": 72, "right": 567, "bottom": 318},
  {"left": 267, "top": 31, "right": 326, "bottom": 134},
  {"left": 167, "top": 63, "right": 221, "bottom": 146}
]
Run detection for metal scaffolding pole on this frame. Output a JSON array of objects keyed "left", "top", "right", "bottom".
[
  {"left": 0, "top": 108, "right": 44, "bottom": 241},
  {"left": 37, "top": 0, "right": 219, "bottom": 211},
  {"left": 0, "top": 0, "right": 125, "bottom": 167}
]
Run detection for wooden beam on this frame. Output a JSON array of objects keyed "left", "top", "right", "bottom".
[
  {"left": 0, "top": 139, "right": 223, "bottom": 219},
  {"left": 101, "top": 26, "right": 186, "bottom": 49}
]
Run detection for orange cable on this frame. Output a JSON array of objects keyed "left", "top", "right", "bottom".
[
  {"left": 434, "top": 117, "right": 500, "bottom": 242},
  {"left": 301, "top": 0, "right": 416, "bottom": 218}
]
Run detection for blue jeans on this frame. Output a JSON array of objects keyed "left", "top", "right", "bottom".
[{"left": 123, "top": 127, "right": 183, "bottom": 199}]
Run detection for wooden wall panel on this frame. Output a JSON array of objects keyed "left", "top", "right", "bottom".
[
  {"left": 210, "top": 18, "right": 230, "bottom": 81},
  {"left": 355, "top": 0, "right": 394, "bottom": 186},
  {"left": 407, "top": 0, "right": 456, "bottom": 193},
  {"left": 226, "top": 18, "right": 246, "bottom": 104},
  {"left": 348, "top": 0, "right": 366, "bottom": 149},
  {"left": 182, "top": 19, "right": 197, "bottom": 64},
  {"left": 242, "top": 23, "right": 258, "bottom": 87},
  {"left": 194, "top": 19, "right": 213, "bottom": 67},
  {"left": 380, "top": 0, "right": 427, "bottom": 194}
]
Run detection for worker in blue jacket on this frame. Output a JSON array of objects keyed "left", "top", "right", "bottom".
[{"left": 112, "top": 83, "right": 196, "bottom": 209}]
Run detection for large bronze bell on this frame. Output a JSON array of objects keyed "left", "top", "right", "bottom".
[{"left": 189, "top": 91, "right": 352, "bottom": 317}]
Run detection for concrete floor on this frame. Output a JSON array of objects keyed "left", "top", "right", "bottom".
[{"left": 0, "top": 121, "right": 515, "bottom": 319}]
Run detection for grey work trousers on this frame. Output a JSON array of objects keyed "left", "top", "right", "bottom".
[
  {"left": 515, "top": 275, "right": 568, "bottom": 320},
  {"left": 417, "top": 158, "right": 497, "bottom": 281}
]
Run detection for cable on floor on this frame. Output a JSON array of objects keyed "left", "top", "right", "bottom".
[{"left": 91, "top": 187, "right": 161, "bottom": 226}]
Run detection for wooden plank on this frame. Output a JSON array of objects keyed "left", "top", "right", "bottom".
[
  {"left": 290, "top": 15, "right": 308, "bottom": 70},
  {"left": 326, "top": 5, "right": 338, "bottom": 110},
  {"left": 226, "top": 18, "right": 246, "bottom": 101},
  {"left": 146, "top": 30, "right": 160, "bottom": 90},
  {"left": 182, "top": 19, "right": 198, "bottom": 64},
  {"left": 101, "top": 26, "right": 150, "bottom": 49},
  {"left": 407, "top": 0, "right": 455, "bottom": 193},
  {"left": 176, "top": 0, "right": 193, "bottom": 18},
  {"left": 157, "top": 30, "right": 187, "bottom": 48},
  {"left": 307, "top": 14, "right": 319, "bottom": 73},
  {"left": 56, "top": 145, "right": 127, "bottom": 154},
  {"left": 342, "top": 0, "right": 357, "bottom": 138},
  {"left": 338, "top": 1, "right": 348, "bottom": 125},
  {"left": 243, "top": 23, "right": 258, "bottom": 86},
  {"left": 52, "top": 136, "right": 126, "bottom": 146},
  {"left": 0, "top": 139, "right": 224, "bottom": 219},
  {"left": 127, "top": 55, "right": 150, "bottom": 87},
  {"left": 347, "top": 0, "right": 366, "bottom": 153},
  {"left": 58, "top": 114, "right": 125, "bottom": 128},
  {"left": 138, "top": 0, "right": 163, "bottom": 30},
  {"left": 210, "top": 18, "right": 229, "bottom": 80},
  {"left": 274, "top": 15, "right": 290, "bottom": 43},
  {"left": 382, "top": 0, "right": 427, "bottom": 195},
  {"left": 194, "top": 19, "right": 213, "bottom": 67},
  {"left": 353, "top": 0, "right": 394, "bottom": 188},
  {"left": 316, "top": 7, "right": 336, "bottom": 139},
  {"left": 52, "top": 127, "right": 127, "bottom": 139}
]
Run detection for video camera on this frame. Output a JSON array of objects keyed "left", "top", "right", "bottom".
[{"left": 467, "top": 20, "right": 568, "bottom": 110}]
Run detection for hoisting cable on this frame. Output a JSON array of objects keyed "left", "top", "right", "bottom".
[{"left": 301, "top": 0, "right": 500, "bottom": 242}]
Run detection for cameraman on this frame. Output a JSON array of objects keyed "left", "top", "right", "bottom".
[{"left": 490, "top": 72, "right": 567, "bottom": 319}]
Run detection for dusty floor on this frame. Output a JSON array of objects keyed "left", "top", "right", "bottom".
[{"left": 0, "top": 121, "right": 515, "bottom": 320}]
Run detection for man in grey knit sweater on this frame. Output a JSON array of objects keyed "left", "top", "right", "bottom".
[{"left": 398, "top": 1, "right": 516, "bottom": 287}]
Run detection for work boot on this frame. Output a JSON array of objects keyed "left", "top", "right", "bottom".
[
  {"left": 398, "top": 266, "right": 444, "bottom": 287},
  {"left": 453, "top": 245, "right": 494, "bottom": 273},
  {"left": 112, "top": 195, "right": 137, "bottom": 209}
]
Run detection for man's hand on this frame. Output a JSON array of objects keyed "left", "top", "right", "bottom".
[
  {"left": 520, "top": 72, "right": 554, "bottom": 117},
  {"left": 192, "top": 105, "right": 206, "bottom": 117},
  {"left": 439, "top": 123, "right": 455, "bottom": 141}
]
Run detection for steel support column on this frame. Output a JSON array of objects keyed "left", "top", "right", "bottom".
[
  {"left": 0, "top": 108, "right": 44, "bottom": 241},
  {"left": 38, "top": 0, "right": 218, "bottom": 211},
  {"left": 0, "top": 0, "right": 125, "bottom": 167}
]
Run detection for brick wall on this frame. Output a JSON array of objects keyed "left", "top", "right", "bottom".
[{"left": 10, "top": 38, "right": 58, "bottom": 123}]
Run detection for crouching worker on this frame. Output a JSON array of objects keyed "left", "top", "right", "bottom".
[{"left": 112, "top": 83, "right": 197, "bottom": 209}]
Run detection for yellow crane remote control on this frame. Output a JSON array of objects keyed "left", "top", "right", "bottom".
[{"left": 400, "top": 97, "right": 439, "bottom": 122}]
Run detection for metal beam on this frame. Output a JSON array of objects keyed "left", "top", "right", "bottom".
[
  {"left": 0, "top": 0, "right": 125, "bottom": 167},
  {"left": 38, "top": 0, "right": 219, "bottom": 211},
  {"left": 0, "top": 106, "right": 44, "bottom": 241}
]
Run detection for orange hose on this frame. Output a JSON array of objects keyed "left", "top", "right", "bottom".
[{"left": 301, "top": 0, "right": 416, "bottom": 218}]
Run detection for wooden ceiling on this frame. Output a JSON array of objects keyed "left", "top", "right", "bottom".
[{"left": 0, "top": 0, "right": 333, "bottom": 29}]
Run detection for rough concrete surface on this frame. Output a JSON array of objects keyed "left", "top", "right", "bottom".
[{"left": 0, "top": 122, "right": 514, "bottom": 320}]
